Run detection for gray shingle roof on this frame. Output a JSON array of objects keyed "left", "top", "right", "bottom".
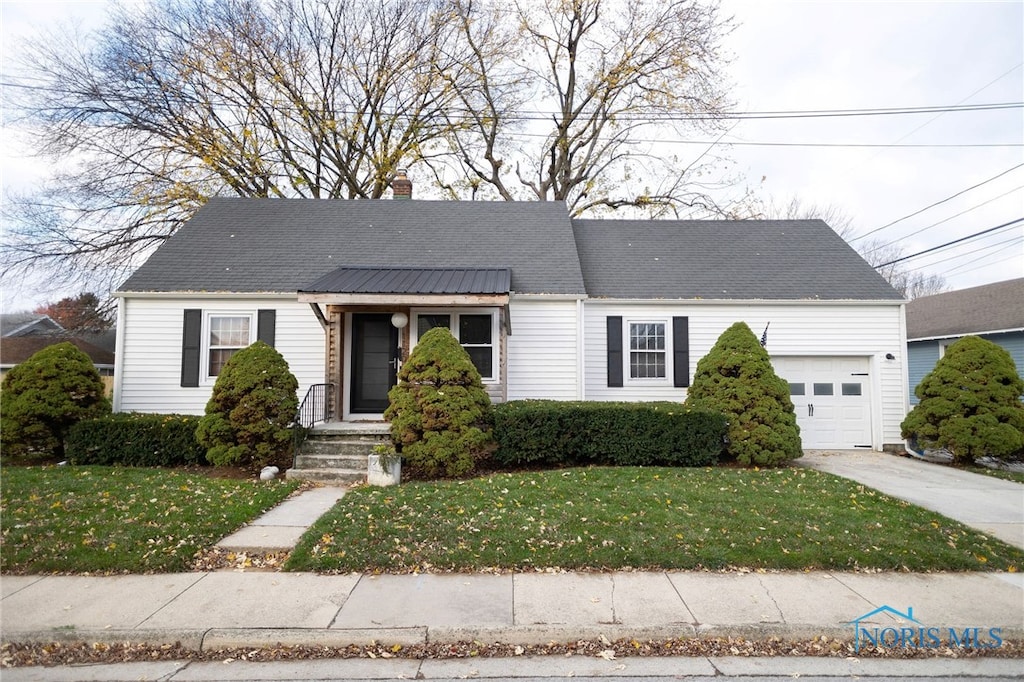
[
  {"left": 571, "top": 219, "right": 904, "bottom": 300},
  {"left": 118, "top": 198, "right": 585, "bottom": 295},
  {"left": 302, "top": 267, "right": 511, "bottom": 295},
  {"left": 119, "top": 200, "right": 903, "bottom": 302},
  {"left": 906, "top": 278, "right": 1024, "bottom": 339}
]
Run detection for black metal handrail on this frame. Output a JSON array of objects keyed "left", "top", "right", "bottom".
[{"left": 293, "top": 383, "right": 334, "bottom": 457}]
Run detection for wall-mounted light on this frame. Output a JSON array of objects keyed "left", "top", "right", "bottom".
[
  {"left": 390, "top": 312, "right": 409, "bottom": 329},
  {"left": 885, "top": 353, "right": 895, "bottom": 360}
]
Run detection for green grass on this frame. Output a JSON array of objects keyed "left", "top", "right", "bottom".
[
  {"left": 286, "top": 466, "right": 1024, "bottom": 573},
  {"left": 1, "top": 466, "right": 299, "bottom": 574},
  {"left": 966, "top": 466, "right": 1024, "bottom": 485}
]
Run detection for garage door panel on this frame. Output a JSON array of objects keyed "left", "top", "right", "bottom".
[{"left": 771, "top": 356, "right": 871, "bottom": 449}]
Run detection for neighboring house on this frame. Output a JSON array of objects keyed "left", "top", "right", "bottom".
[
  {"left": 905, "top": 278, "right": 1024, "bottom": 404},
  {"left": 0, "top": 336, "right": 116, "bottom": 396},
  {"left": 0, "top": 313, "right": 64, "bottom": 337},
  {"left": 113, "top": 191, "right": 908, "bottom": 451}
]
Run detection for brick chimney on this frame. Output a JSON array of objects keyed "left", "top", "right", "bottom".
[{"left": 391, "top": 169, "right": 412, "bottom": 200}]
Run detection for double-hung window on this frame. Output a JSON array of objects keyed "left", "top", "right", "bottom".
[
  {"left": 629, "top": 321, "right": 667, "bottom": 379},
  {"left": 606, "top": 315, "right": 688, "bottom": 388},
  {"left": 414, "top": 311, "right": 496, "bottom": 380},
  {"left": 207, "top": 313, "right": 254, "bottom": 378}
]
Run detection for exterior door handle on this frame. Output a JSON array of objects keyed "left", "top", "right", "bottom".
[{"left": 808, "top": 404, "right": 814, "bottom": 417}]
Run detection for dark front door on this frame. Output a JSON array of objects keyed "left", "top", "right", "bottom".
[{"left": 350, "top": 313, "right": 399, "bottom": 414}]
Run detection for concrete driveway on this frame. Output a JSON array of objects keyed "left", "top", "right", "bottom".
[{"left": 798, "top": 450, "right": 1024, "bottom": 550}]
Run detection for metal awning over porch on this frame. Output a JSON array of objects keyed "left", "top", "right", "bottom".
[{"left": 298, "top": 267, "right": 512, "bottom": 305}]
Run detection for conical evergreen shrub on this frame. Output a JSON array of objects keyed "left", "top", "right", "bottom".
[
  {"left": 901, "top": 335, "right": 1024, "bottom": 465},
  {"left": 196, "top": 341, "right": 298, "bottom": 469},
  {"left": 0, "top": 341, "right": 110, "bottom": 460},
  {"left": 385, "top": 327, "right": 495, "bottom": 478},
  {"left": 685, "top": 321, "right": 802, "bottom": 466}
]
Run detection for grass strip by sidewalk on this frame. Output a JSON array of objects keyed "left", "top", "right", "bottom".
[
  {"left": 1, "top": 466, "right": 299, "bottom": 574},
  {"left": 286, "top": 466, "right": 1024, "bottom": 573}
]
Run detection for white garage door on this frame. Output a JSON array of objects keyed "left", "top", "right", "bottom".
[{"left": 771, "top": 356, "right": 872, "bottom": 449}]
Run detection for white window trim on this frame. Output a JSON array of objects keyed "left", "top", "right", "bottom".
[
  {"left": 625, "top": 318, "right": 672, "bottom": 385},
  {"left": 411, "top": 308, "right": 500, "bottom": 382},
  {"left": 202, "top": 311, "right": 256, "bottom": 383}
]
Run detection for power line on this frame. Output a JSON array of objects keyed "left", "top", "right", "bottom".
[
  {"left": 852, "top": 164, "right": 1024, "bottom": 242},
  {"left": 874, "top": 219, "right": 1024, "bottom": 268},
  {"left": 1, "top": 78, "right": 1021, "bottom": 121},
  {"left": 505, "top": 130, "right": 1021, "bottom": 148},
  {"left": 942, "top": 249, "right": 1024, "bottom": 277},
  {"left": 862, "top": 185, "right": 1024, "bottom": 255},
  {"left": 903, "top": 234, "right": 1022, "bottom": 270}
]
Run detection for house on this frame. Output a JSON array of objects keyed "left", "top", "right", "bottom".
[
  {"left": 906, "top": 278, "right": 1024, "bottom": 404},
  {"left": 113, "top": 190, "right": 908, "bottom": 451},
  {"left": 1, "top": 336, "right": 116, "bottom": 396},
  {"left": 0, "top": 312, "right": 64, "bottom": 337}
]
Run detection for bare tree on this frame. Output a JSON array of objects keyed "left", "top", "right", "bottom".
[
  {"left": 767, "top": 197, "right": 948, "bottom": 299},
  {"left": 439, "top": 0, "right": 734, "bottom": 216},
  {"left": 3, "top": 0, "right": 735, "bottom": 288},
  {"left": 3, "top": 0, "right": 482, "bottom": 286}
]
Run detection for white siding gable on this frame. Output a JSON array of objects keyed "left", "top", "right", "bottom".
[
  {"left": 115, "top": 296, "right": 325, "bottom": 415},
  {"left": 506, "top": 298, "right": 581, "bottom": 401},
  {"left": 583, "top": 301, "right": 907, "bottom": 449}
]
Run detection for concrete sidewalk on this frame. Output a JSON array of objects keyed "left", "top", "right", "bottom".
[
  {"left": 800, "top": 450, "right": 1024, "bottom": 549},
  {"left": 2, "top": 570, "right": 1022, "bottom": 651}
]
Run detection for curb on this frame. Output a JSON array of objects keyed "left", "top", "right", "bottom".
[{"left": 6, "top": 625, "right": 1024, "bottom": 652}]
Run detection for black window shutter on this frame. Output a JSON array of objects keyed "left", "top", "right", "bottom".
[
  {"left": 607, "top": 316, "right": 623, "bottom": 387},
  {"left": 181, "top": 309, "right": 202, "bottom": 387},
  {"left": 673, "top": 316, "right": 689, "bottom": 388},
  {"left": 257, "top": 309, "right": 276, "bottom": 347}
]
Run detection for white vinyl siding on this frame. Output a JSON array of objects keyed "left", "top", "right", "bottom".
[
  {"left": 116, "top": 296, "right": 325, "bottom": 415},
  {"left": 506, "top": 299, "right": 580, "bottom": 400},
  {"left": 583, "top": 301, "right": 906, "bottom": 450}
]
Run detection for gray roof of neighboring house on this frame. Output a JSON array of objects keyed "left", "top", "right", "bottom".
[
  {"left": 571, "top": 219, "right": 904, "bottom": 300},
  {"left": 0, "top": 336, "right": 115, "bottom": 368},
  {"left": 303, "top": 267, "right": 512, "bottom": 295},
  {"left": 906, "top": 277, "right": 1024, "bottom": 340},
  {"left": 0, "top": 313, "right": 64, "bottom": 337},
  {"left": 119, "top": 198, "right": 585, "bottom": 296}
]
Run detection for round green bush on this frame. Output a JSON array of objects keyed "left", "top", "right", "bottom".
[
  {"left": 901, "top": 335, "right": 1024, "bottom": 465},
  {"left": 196, "top": 341, "right": 299, "bottom": 470},
  {"left": 384, "top": 327, "right": 495, "bottom": 478},
  {"left": 684, "top": 321, "right": 802, "bottom": 467},
  {"left": 0, "top": 341, "right": 110, "bottom": 460}
]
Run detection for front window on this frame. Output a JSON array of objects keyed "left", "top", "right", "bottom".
[
  {"left": 629, "top": 322, "right": 666, "bottom": 379},
  {"left": 208, "top": 314, "right": 252, "bottom": 377},
  {"left": 413, "top": 311, "right": 496, "bottom": 380}
]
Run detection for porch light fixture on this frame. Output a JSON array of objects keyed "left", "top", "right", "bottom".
[{"left": 391, "top": 312, "right": 409, "bottom": 329}]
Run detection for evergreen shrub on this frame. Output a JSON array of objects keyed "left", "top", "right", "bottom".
[
  {"left": 196, "top": 341, "right": 299, "bottom": 470},
  {"left": 685, "top": 321, "right": 802, "bottom": 467},
  {"left": 67, "top": 413, "right": 206, "bottom": 467},
  {"left": 0, "top": 342, "right": 110, "bottom": 460},
  {"left": 901, "top": 335, "right": 1024, "bottom": 465},
  {"left": 384, "top": 327, "right": 495, "bottom": 479},
  {"left": 492, "top": 400, "right": 727, "bottom": 468}
]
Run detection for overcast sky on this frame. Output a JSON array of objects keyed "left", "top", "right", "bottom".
[{"left": 1, "top": 0, "right": 1022, "bottom": 312}]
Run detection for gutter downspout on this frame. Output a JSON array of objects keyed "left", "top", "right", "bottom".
[
  {"left": 577, "top": 298, "right": 586, "bottom": 400},
  {"left": 112, "top": 296, "right": 126, "bottom": 412}
]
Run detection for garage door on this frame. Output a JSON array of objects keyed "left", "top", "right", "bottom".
[{"left": 771, "top": 356, "right": 872, "bottom": 449}]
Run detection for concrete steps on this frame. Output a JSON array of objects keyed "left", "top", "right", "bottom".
[{"left": 287, "top": 422, "right": 390, "bottom": 484}]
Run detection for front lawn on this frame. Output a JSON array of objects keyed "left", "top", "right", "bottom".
[
  {"left": 1, "top": 466, "right": 299, "bottom": 574},
  {"left": 286, "top": 467, "right": 1024, "bottom": 573}
]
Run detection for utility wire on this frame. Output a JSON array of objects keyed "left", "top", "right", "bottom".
[
  {"left": 943, "top": 249, "right": 1023, "bottom": 277},
  {"left": 874, "top": 219, "right": 1024, "bottom": 268},
  {"left": 852, "top": 164, "right": 1024, "bottom": 242},
  {"left": 862, "top": 185, "right": 1024, "bottom": 254},
  {"left": 902, "top": 234, "right": 1022, "bottom": 270}
]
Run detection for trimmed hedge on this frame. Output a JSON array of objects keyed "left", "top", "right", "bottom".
[
  {"left": 67, "top": 413, "right": 207, "bottom": 467},
  {"left": 492, "top": 400, "right": 727, "bottom": 468}
]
